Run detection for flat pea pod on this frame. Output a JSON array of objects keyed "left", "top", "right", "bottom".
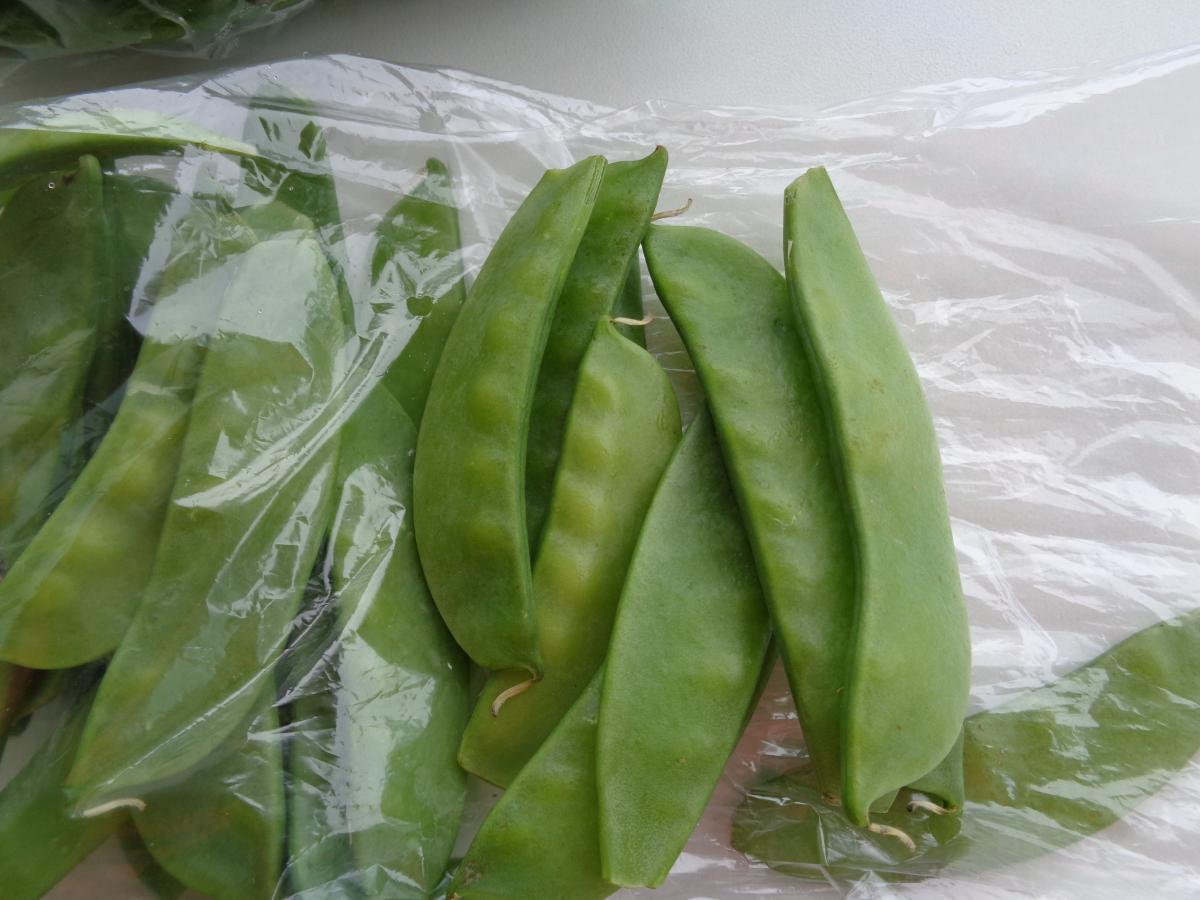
[
  {"left": 458, "top": 318, "right": 681, "bottom": 787},
  {"left": 0, "top": 157, "right": 108, "bottom": 570},
  {"left": 0, "top": 673, "right": 124, "bottom": 900},
  {"left": 785, "top": 168, "right": 969, "bottom": 823},
  {"left": 83, "top": 172, "right": 176, "bottom": 417},
  {"left": 448, "top": 670, "right": 614, "bottom": 900},
  {"left": 287, "top": 387, "right": 469, "bottom": 898},
  {"left": 643, "top": 224, "right": 856, "bottom": 804},
  {"left": 0, "top": 111, "right": 255, "bottom": 191},
  {"left": 373, "top": 158, "right": 467, "bottom": 424},
  {"left": 67, "top": 208, "right": 346, "bottom": 807},
  {"left": 733, "top": 606, "right": 1200, "bottom": 881},
  {"left": 134, "top": 704, "right": 285, "bottom": 900},
  {"left": 524, "top": 148, "right": 667, "bottom": 547},
  {"left": 597, "top": 409, "right": 772, "bottom": 887},
  {"left": 0, "top": 198, "right": 258, "bottom": 669},
  {"left": 117, "top": 820, "right": 187, "bottom": 900},
  {"left": 413, "top": 155, "right": 606, "bottom": 675}
]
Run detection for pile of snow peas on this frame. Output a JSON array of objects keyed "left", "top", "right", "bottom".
[{"left": 0, "top": 98, "right": 1194, "bottom": 900}]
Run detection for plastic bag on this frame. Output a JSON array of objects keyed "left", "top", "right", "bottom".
[
  {"left": 0, "top": 45, "right": 1198, "bottom": 899},
  {"left": 0, "top": 1, "right": 316, "bottom": 62}
]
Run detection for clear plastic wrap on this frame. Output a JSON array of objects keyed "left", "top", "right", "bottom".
[{"left": 0, "top": 45, "right": 1198, "bottom": 898}]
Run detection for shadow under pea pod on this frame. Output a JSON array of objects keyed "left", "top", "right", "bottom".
[{"left": 733, "top": 606, "right": 1200, "bottom": 882}]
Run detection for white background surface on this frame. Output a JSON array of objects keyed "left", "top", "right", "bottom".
[{"left": 3, "top": 0, "right": 1200, "bottom": 109}]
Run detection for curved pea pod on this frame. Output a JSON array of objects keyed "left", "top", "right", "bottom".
[
  {"left": 643, "top": 224, "right": 856, "bottom": 803},
  {"left": 66, "top": 210, "right": 347, "bottom": 808},
  {"left": 134, "top": 704, "right": 285, "bottom": 900},
  {"left": 785, "top": 168, "right": 969, "bottom": 823},
  {"left": 413, "top": 155, "right": 606, "bottom": 675},
  {"left": 0, "top": 157, "right": 108, "bottom": 569},
  {"left": 0, "top": 673, "right": 124, "bottom": 900},
  {"left": 0, "top": 110, "right": 255, "bottom": 191},
  {"left": 524, "top": 148, "right": 667, "bottom": 547},
  {"left": 458, "top": 318, "right": 680, "bottom": 787},
  {"left": 287, "top": 387, "right": 469, "bottom": 898},
  {"left": 373, "top": 158, "right": 467, "bottom": 424},
  {"left": 597, "top": 409, "right": 772, "bottom": 887},
  {"left": 448, "top": 671, "right": 615, "bottom": 900},
  {"left": 734, "top": 606, "right": 1200, "bottom": 881},
  {"left": 0, "top": 198, "right": 259, "bottom": 669}
]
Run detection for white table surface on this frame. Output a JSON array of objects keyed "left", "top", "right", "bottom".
[{"left": 3, "top": 0, "right": 1200, "bottom": 110}]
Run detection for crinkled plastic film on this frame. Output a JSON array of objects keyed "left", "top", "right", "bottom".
[{"left": 0, "top": 46, "right": 1197, "bottom": 898}]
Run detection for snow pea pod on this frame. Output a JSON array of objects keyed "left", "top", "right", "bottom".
[
  {"left": 524, "top": 148, "right": 667, "bottom": 547},
  {"left": 117, "top": 820, "right": 187, "bottom": 900},
  {"left": 448, "top": 671, "right": 615, "bottom": 900},
  {"left": 0, "top": 198, "right": 258, "bottom": 668},
  {"left": 733, "top": 606, "right": 1200, "bottom": 881},
  {"left": 413, "top": 155, "right": 605, "bottom": 675},
  {"left": 373, "top": 158, "right": 467, "bottom": 424},
  {"left": 0, "top": 673, "right": 123, "bottom": 900},
  {"left": 67, "top": 207, "right": 346, "bottom": 807},
  {"left": 287, "top": 387, "right": 469, "bottom": 898},
  {"left": 785, "top": 168, "right": 968, "bottom": 823},
  {"left": 597, "top": 409, "right": 771, "bottom": 887},
  {"left": 135, "top": 704, "right": 285, "bottom": 900},
  {"left": 458, "top": 318, "right": 680, "bottom": 787},
  {"left": 643, "top": 224, "right": 856, "bottom": 803},
  {"left": 0, "top": 157, "right": 107, "bottom": 570}
]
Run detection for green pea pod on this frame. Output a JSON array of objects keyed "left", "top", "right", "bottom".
[
  {"left": 643, "top": 224, "right": 856, "bottom": 803},
  {"left": 784, "top": 168, "right": 969, "bottom": 821},
  {"left": 0, "top": 157, "right": 107, "bottom": 569},
  {"left": 733, "top": 607, "right": 1200, "bottom": 881},
  {"left": 413, "top": 155, "right": 606, "bottom": 675},
  {"left": 288, "top": 387, "right": 469, "bottom": 898},
  {"left": 0, "top": 674, "right": 124, "bottom": 900},
  {"left": 373, "top": 158, "right": 467, "bottom": 424},
  {"left": 0, "top": 110, "right": 255, "bottom": 191},
  {"left": 0, "top": 198, "right": 258, "bottom": 668},
  {"left": 67, "top": 208, "right": 346, "bottom": 808},
  {"left": 134, "top": 704, "right": 285, "bottom": 900},
  {"left": 84, "top": 173, "right": 176, "bottom": 415},
  {"left": 524, "top": 148, "right": 667, "bottom": 547},
  {"left": 238, "top": 89, "right": 347, "bottom": 288},
  {"left": 597, "top": 409, "right": 772, "bottom": 887},
  {"left": 448, "top": 671, "right": 615, "bottom": 900},
  {"left": 458, "top": 318, "right": 680, "bottom": 787},
  {"left": 610, "top": 258, "right": 647, "bottom": 348}
]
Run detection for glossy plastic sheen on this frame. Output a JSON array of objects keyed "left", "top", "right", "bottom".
[
  {"left": 288, "top": 388, "right": 469, "bottom": 898},
  {"left": 0, "top": 199, "right": 258, "bottom": 668},
  {"left": 643, "top": 223, "right": 857, "bottom": 800},
  {"left": 524, "top": 147, "right": 667, "bottom": 547},
  {"left": 374, "top": 158, "right": 467, "bottom": 425},
  {"left": 458, "top": 319, "right": 681, "bottom": 787},
  {"left": 413, "top": 155, "right": 605, "bottom": 675},
  {"left": 135, "top": 704, "right": 285, "bottom": 900},
  {"left": 0, "top": 157, "right": 106, "bottom": 567},
  {"left": 733, "top": 606, "right": 1200, "bottom": 881},
  {"left": 598, "top": 410, "right": 771, "bottom": 887},
  {"left": 67, "top": 213, "right": 346, "bottom": 806}
]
